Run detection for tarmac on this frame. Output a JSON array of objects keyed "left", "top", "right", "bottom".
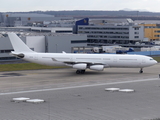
[{"left": 0, "top": 64, "right": 160, "bottom": 120}]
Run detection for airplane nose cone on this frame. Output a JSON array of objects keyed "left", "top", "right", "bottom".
[
  {"left": 155, "top": 60, "right": 158, "bottom": 64},
  {"left": 153, "top": 60, "right": 158, "bottom": 65}
]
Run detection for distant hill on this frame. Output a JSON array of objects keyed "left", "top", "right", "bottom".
[
  {"left": 7, "top": 10, "right": 160, "bottom": 20},
  {"left": 30, "top": 10, "right": 160, "bottom": 16}
]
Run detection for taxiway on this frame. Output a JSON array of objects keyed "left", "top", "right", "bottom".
[{"left": 0, "top": 64, "right": 160, "bottom": 120}]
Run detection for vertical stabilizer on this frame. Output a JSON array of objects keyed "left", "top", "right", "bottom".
[{"left": 8, "top": 33, "right": 34, "bottom": 53}]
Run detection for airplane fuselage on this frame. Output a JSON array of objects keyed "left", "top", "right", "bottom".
[
  {"left": 8, "top": 32, "right": 158, "bottom": 74},
  {"left": 22, "top": 52, "right": 157, "bottom": 68}
]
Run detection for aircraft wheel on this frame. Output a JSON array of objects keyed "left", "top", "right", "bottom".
[
  {"left": 139, "top": 68, "right": 143, "bottom": 73},
  {"left": 76, "top": 70, "right": 85, "bottom": 74},
  {"left": 76, "top": 70, "right": 81, "bottom": 74},
  {"left": 81, "top": 70, "right": 85, "bottom": 74}
]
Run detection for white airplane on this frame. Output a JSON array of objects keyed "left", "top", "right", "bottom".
[{"left": 8, "top": 33, "right": 157, "bottom": 74}]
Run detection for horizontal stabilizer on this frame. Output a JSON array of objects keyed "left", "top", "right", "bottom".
[{"left": 10, "top": 51, "right": 25, "bottom": 58}]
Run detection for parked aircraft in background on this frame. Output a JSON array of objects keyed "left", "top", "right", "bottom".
[{"left": 8, "top": 33, "right": 157, "bottom": 74}]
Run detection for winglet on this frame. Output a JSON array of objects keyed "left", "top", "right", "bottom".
[{"left": 8, "top": 33, "right": 34, "bottom": 53}]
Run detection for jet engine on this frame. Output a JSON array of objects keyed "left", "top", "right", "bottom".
[
  {"left": 89, "top": 65, "right": 104, "bottom": 71},
  {"left": 72, "top": 63, "right": 87, "bottom": 70}
]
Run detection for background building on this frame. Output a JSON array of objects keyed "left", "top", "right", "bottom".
[
  {"left": 78, "top": 24, "right": 144, "bottom": 46},
  {"left": 0, "top": 13, "right": 73, "bottom": 27},
  {"left": 0, "top": 17, "right": 160, "bottom": 61},
  {"left": 140, "top": 24, "right": 160, "bottom": 41},
  {"left": 134, "top": 20, "right": 160, "bottom": 42},
  {"left": 0, "top": 32, "right": 87, "bottom": 61}
]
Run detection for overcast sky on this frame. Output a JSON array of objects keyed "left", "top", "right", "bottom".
[{"left": 1, "top": 0, "right": 160, "bottom": 12}]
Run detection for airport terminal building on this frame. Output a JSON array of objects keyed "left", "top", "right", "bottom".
[{"left": 77, "top": 24, "right": 144, "bottom": 46}]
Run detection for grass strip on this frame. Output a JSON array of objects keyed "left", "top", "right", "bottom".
[
  {"left": 152, "top": 56, "right": 160, "bottom": 63},
  {"left": 0, "top": 63, "right": 67, "bottom": 72}
]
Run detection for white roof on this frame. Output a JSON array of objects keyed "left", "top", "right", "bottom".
[{"left": 134, "top": 20, "right": 160, "bottom": 24}]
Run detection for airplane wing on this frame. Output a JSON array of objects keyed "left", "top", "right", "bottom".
[{"left": 52, "top": 58, "right": 106, "bottom": 65}]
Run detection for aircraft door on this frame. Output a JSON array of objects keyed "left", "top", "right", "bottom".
[
  {"left": 70, "top": 55, "right": 75, "bottom": 62},
  {"left": 70, "top": 56, "right": 73, "bottom": 62},
  {"left": 34, "top": 54, "right": 38, "bottom": 60},
  {"left": 113, "top": 56, "right": 117, "bottom": 62}
]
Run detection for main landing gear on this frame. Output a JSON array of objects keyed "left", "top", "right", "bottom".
[
  {"left": 139, "top": 68, "right": 143, "bottom": 73},
  {"left": 76, "top": 70, "right": 85, "bottom": 74}
]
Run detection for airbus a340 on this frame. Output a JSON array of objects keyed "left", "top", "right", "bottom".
[{"left": 8, "top": 33, "right": 157, "bottom": 74}]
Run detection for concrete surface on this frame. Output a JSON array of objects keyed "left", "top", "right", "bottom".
[{"left": 0, "top": 64, "right": 160, "bottom": 120}]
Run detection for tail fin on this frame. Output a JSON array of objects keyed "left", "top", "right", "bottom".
[{"left": 8, "top": 33, "right": 34, "bottom": 53}]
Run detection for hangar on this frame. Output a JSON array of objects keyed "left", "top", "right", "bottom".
[{"left": 0, "top": 32, "right": 87, "bottom": 61}]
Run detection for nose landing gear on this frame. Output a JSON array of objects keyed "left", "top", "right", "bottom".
[{"left": 139, "top": 68, "right": 143, "bottom": 73}]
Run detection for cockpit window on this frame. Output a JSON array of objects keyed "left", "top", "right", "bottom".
[{"left": 150, "top": 59, "right": 153, "bottom": 60}]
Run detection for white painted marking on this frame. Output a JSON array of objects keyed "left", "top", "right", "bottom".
[
  {"left": 105, "top": 88, "right": 120, "bottom": 91},
  {"left": 12, "top": 97, "right": 30, "bottom": 102},
  {"left": 119, "top": 89, "right": 135, "bottom": 92},
  {"left": 0, "top": 78, "right": 159, "bottom": 95},
  {"left": 26, "top": 99, "right": 45, "bottom": 103}
]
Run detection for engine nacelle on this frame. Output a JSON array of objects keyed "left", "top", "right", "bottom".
[
  {"left": 89, "top": 65, "right": 104, "bottom": 71},
  {"left": 72, "top": 63, "right": 87, "bottom": 70}
]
